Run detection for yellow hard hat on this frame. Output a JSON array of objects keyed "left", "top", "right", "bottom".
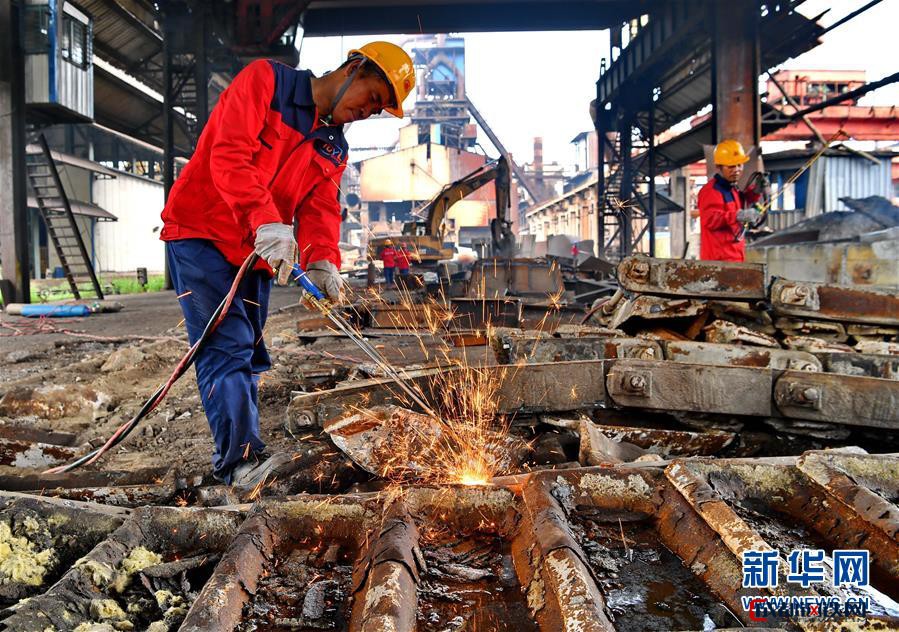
[
  {"left": 348, "top": 42, "right": 415, "bottom": 118},
  {"left": 714, "top": 139, "right": 750, "bottom": 166},
  {"left": 384, "top": 239, "right": 393, "bottom": 245}
]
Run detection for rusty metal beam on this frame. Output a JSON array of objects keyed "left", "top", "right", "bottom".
[
  {"left": 771, "top": 279, "right": 899, "bottom": 326},
  {"left": 349, "top": 500, "right": 421, "bottom": 632},
  {"left": 774, "top": 371, "right": 899, "bottom": 428},
  {"left": 606, "top": 359, "right": 773, "bottom": 417},
  {"left": 513, "top": 477, "right": 615, "bottom": 631},
  {"left": 617, "top": 256, "right": 767, "bottom": 299},
  {"left": 288, "top": 360, "right": 608, "bottom": 428},
  {"left": 665, "top": 340, "right": 821, "bottom": 371}
]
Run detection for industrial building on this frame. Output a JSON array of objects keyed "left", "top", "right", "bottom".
[{"left": 0, "top": 1, "right": 898, "bottom": 630}]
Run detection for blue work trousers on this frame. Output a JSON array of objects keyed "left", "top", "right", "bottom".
[
  {"left": 384, "top": 266, "right": 395, "bottom": 285},
  {"left": 166, "top": 239, "right": 271, "bottom": 481}
]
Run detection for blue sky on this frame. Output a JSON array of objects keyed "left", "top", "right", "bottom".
[{"left": 298, "top": 0, "right": 898, "bottom": 169}]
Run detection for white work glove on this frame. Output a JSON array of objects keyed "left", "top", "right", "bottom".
[
  {"left": 254, "top": 223, "right": 297, "bottom": 286},
  {"left": 304, "top": 260, "right": 344, "bottom": 303},
  {"left": 736, "top": 207, "right": 761, "bottom": 225}
]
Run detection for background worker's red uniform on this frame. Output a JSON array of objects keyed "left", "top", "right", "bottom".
[
  {"left": 381, "top": 245, "right": 397, "bottom": 285},
  {"left": 161, "top": 59, "right": 347, "bottom": 272},
  {"left": 698, "top": 174, "right": 760, "bottom": 262},
  {"left": 397, "top": 246, "right": 411, "bottom": 272},
  {"left": 381, "top": 246, "right": 396, "bottom": 268}
]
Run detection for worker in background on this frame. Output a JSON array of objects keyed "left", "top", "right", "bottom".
[
  {"left": 381, "top": 239, "right": 397, "bottom": 286},
  {"left": 698, "top": 139, "right": 762, "bottom": 262},
  {"left": 159, "top": 43, "right": 415, "bottom": 488},
  {"left": 397, "top": 243, "right": 411, "bottom": 280}
]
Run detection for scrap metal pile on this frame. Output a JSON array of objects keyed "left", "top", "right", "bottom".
[{"left": 0, "top": 255, "right": 896, "bottom": 629}]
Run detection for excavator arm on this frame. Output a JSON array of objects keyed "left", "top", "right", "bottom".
[{"left": 418, "top": 157, "right": 513, "bottom": 254}]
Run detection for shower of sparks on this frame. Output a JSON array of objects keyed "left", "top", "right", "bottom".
[{"left": 302, "top": 264, "right": 574, "bottom": 489}]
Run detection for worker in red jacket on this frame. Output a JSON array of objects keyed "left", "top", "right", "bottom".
[
  {"left": 381, "top": 240, "right": 397, "bottom": 286},
  {"left": 160, "top": 42, "right": 415, "bottom": 487},
  {"left": 698, "top": 139, "right": 762, "bottom": 261},
  {"left": 397, "top": 244, "right": 411, "bottom": 279}
]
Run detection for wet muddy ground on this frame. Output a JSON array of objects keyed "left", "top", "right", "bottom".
[
  {"left": 417, "top": 531, "right": 535, "bottom": 632},
  {"left": 567, "top": 507, "right": 742, "bottom": 631},
  {"left": 237, "top": 540, "right": 355, "bottom": 631}
]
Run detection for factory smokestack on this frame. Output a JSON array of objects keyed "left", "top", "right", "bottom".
[{"left": 533, "top": 137, "right": 544, "bottom": 192}]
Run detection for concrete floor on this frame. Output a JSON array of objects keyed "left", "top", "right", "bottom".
[{"left": 0, "top": 286, "right": 302, "bottom": 357}]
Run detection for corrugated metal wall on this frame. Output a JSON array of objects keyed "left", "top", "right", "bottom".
[
  {"left": 822, "top": 155, "right": 891, "bottom": 213},
  {"left": 93, "top": 173, "right": 165, "bottom": 273},
  {"left": 57, "top": 57, "right": 93, "bottom": 119},
  {"left": 25, "top": 55, "right": 50, "bottom": 103}
]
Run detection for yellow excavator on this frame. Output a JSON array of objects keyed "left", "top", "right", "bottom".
[{"left": 368, "top": 157, "right": 515, "bottom": 266}]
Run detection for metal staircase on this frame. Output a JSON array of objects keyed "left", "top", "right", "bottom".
[{"left": 25, "top": 134, "right": 104, "bottom": 300}]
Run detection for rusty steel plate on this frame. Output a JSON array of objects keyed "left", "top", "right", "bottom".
[
  {"left": 617, "top": 256, "right": 767, "bottom": 300},
  {"left": 606, "top": 359, "right": 773, "bottom": 417},
  {"left": 771, "top": 279, "right": 899, "bottom": 326},
  {"left": 665, "top": 340, "right": 821, "bottom": 371},
  {"left": 774, "top": 371, "right": 899, "bottom": 428}
]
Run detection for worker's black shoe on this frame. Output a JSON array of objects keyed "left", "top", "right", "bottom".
[{"left": 227, "top": 451, "right": 293, "bottom": 489}]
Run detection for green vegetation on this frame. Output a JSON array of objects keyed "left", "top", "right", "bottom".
[{"left": 20, "top": 275, "right": 167, "bottom": 304}]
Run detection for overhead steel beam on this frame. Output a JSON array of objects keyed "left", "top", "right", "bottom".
[{"left": 301, "top": 1, "right": 649, "bottom": 36}]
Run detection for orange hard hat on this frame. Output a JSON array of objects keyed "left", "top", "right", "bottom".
[
  {"left": 714, "top": 139, "right": 750, "bottom": 166},
  {"left": 348, "top": 42, "right": 415, "bottom": 118}
]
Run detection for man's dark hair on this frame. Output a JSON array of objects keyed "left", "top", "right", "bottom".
[
  {"left": 339, "top": 55, "right": 388, "bottom": 82},
  {"left": 338, "top": 55, "right": 394, "bottom": 105}
]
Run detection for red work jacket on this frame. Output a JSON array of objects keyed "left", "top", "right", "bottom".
[
  {"left": 160, "top": 60, "right": 347, "bottom": 272},
  {"left": 698, "top": 174, "right": 760, "bottom": 262},
  {"left": 381, "top": 246, "right": 396, "bottom": 268},
  {"left": 397, "top": 247, "right": 411, "bottom": 270}
]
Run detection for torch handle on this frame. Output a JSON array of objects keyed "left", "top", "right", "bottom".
[{"left": 291, "top": 264, "right": 326, "bottom": 301}]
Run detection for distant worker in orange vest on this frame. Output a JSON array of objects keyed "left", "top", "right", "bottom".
[
  {"left": 698, "top": 139, "right": 762, "bottom": 262},
  {"left": 381, "top": 239, "right": 397, "bottom": 286},
  {"left": 397, "top": 244, "right": 411, "bottom": 278}
]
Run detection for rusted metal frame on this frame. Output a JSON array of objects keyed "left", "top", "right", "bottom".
[
  {"left": 617, "top": 256, "right": 767, "bottom": 299},
  {"left": 349, "top": 499, "right": 423, "bottom": 632},
  {"left": 670, "top": 457, "right": 899, "bottom": 614},
  {"left": 815, "top": 351, "right": 899, "bottom": 380},
  {"left": 654, "top": 478, "right": 757, "bottom": 626},
  {"left": 3, "top": 506, "right": 243, "bottom": 632},
  {"left": 606, "top": 358, "right": 774, "bottom": 417},
  {"left": 404, "top": 485, "right": 519, "bottom": 535},
  {"left": 367, "top": 304, "right": 446, "bottom": 329},
  {"left": 773, "top": 369, "right": 899, "bottom": 429},
  {"left": 182, "top": 496, "right": 372, "bottom": 631},
  {"left": 6, "top": 469, "right": 205, "bottom": 508},
  {"left": 0, "top": 425, "right": 76, "bottom": 445},
  {"left": 664, "top": 340, "right": 822, "bottom": 371},
  {"left": 0, "top": 466, "right": 173, "bottom": 493},
  {"left": 513, "top": 476, "right": 616, "bottom": 631},
  {"left": 324, "top": 405, "right": 528, "bottom": 480},
  {"left": 798, "top": 451, "right": 899, "bottom": 573},
  {"left": 581, "top": 423, "right": 735, "bottom": 458},
  {"left": 288, "top": 360, "right": 609, "bottom": 428},
  {"left": 771, "top": 279, "right": 899, "bottom": 326},
  {"left": 492, "top": 333, "right": 660, "bottom": 365}
]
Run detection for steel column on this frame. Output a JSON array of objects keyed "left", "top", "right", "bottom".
[
  {"left": 618, "top": 122, "right": 632, "bottom": 260},
  {"left": 595, "top": 92, "right": 606, "bottom": 259},
  {"left": 0, "top": 1, "right": 30, "bottom": 304},
  {"left": 648, "top": 103, "right": 656, "bottom": 258},
  {"left": 193, "top": 1, "right": 210, "bottom": 136},
  {"left": 162, "top": 13, "right": 175, "bottom": 290},
  {"left": 712, "top": 0, "right": 760, "bottom": 146}
]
